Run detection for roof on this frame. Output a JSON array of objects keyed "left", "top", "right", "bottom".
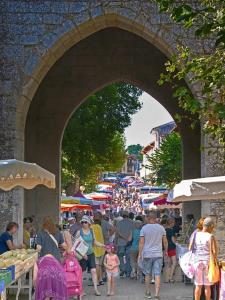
[
  {"left": 151, "top": 121, "right": 176, "bottom": 136},
  {"left": 141, "top": 141, "right": 155, "bottom": 154}
]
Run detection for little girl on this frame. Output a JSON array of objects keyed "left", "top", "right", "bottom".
[{"left": 104, "top": 244, "right": 120, "bottom": 296}]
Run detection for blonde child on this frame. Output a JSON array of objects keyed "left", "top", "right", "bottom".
[{"left": 104, "top": 244, "right": 120, "bottom": 296}]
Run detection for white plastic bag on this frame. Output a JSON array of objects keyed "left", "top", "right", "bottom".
[{"left": 179, "top": 251, "right": 195, "bottom": 279}]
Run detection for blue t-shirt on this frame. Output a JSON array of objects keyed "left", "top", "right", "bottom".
[
  {"left": 0, "top": 232, "right": 13, "bottom": 254},
  {"left": 131, "top": 228, "right": 141, "bottom": 251}
]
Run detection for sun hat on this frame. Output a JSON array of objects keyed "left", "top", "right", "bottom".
[
  {"left": 203, "top": 217, "right": 215, "bottom": 228},
  {"left": 80, "top": 215, "right": 92, "bottom": 225},
  {"left": 80, "top": 215, "right": 92, "bottom": 224}
]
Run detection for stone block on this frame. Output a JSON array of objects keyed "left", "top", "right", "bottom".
[
  {"left": 20, "top": 34, "right": 39, "bottom": 45},
  {"left": 43, "top": 13, "right": 63, "bottom": 25},
  {"left": 0, "top": 80, "right": 12, "bottom": 96},
  {"left": 68, "top": 2, "right": 89, "bottom": 13},
  {"left": 51, "top": 2, "right": 69, "bottom": 14},
  {"left": 24, "top": 52, "right": 41, "bottom": 76},
  {"left": 42, "top": 32, "right": 58, "bottom": 48}
]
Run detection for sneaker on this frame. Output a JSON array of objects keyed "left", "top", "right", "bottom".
[{"left": 154, "top": 296, "right": 160, "bottom": 300}]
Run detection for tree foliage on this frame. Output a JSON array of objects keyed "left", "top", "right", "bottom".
[
  {"left": 153, "top": 0, "right": 225, "bottom": 148},
  {"left": 62, "top": 82, "right": 142, "bottom": 192},
  {"left": 147, "top": 132, "right": 182, "bottom": 188},
  {"left": 127, "top": 144, "right": 143, "bottom": 161}
]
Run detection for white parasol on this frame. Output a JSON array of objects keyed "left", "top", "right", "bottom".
[
  {"left": 169, "top": 176, "right": 225, "bottom": 202},
  {"left": 0, "top": 159, "right": 55, "bottom": 191}
]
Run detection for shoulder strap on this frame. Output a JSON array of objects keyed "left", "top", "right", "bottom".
[{"left": 46, "top": 231, "right": 58, "bottom": 248}]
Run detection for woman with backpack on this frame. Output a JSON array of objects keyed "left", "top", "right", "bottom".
[{"left": 76, "top": 215, "right": 105, "bottom": 296}]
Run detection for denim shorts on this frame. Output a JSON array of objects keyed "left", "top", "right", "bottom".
[{"left": 142, "top": 257, "right": 163, "bottom": 276}]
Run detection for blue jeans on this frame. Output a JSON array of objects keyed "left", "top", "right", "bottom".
[{"left": 117, "top": 245, "right": 132, "bottom": 277}]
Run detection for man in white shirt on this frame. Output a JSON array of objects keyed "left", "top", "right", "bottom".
[{"left": 139, "top": 211, "right": 168, "bottom": 299}]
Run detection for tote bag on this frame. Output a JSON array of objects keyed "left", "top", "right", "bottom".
[{"left": 208, "top": 236, "right": 220, "bottom": 284}]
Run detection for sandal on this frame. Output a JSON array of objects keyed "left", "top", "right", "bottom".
[{"left": 95, "top": 290, "right": 101, "bottom": 296}]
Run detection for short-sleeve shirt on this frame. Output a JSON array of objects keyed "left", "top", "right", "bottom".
[
  {"left": 166, "top": 228, "right": 176, "bottom": 250},
  {"left": 101, "top": 220, "right": 113, "bottom": 244},
  {"left": 116, "top": 219, "right": 133, "bottom": 247},
  {"left": 36, "top": 230, "right": 64, "bottom": 262},
  {"left": 0, "top": 232, "right": 13, "bottom": 254},
  {"left": 140, "top": 223, "right": 166, "bottom": 258}
]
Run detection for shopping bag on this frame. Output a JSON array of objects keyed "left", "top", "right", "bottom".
[
  {"left": 72, "top": 236, "right": 89, "bottom": 258},
  {"left": 208, "top": 256, "right": 220, "bottom": 284},
  {"left": 179, "top": 251, "right": 195, "bottom": 279}
]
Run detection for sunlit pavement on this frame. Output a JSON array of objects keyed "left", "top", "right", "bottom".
[
  {"left": 83, "top": 277, "right": 193, "bottom": 300},
  {"left": 9, "top": 276, "right": 193, "bottom": 299}
]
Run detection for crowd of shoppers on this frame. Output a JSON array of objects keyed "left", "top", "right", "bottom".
[{"left": 0, "top": 197, "right": 218, "bottom": 300}]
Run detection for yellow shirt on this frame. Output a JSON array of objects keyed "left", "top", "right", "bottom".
[
  {"left": 23, "top": 229, "right": 30, "bottom": 248},
  {"left": 91, "top": 224, "right": 105, "bottom": 257}
]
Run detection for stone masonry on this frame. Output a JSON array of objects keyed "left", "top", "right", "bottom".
[{"left": 0, "top": 1, "right": 223, "bottom": 242}]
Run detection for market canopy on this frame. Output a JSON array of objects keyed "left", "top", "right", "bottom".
[
  {"left": 61, "top": 196, "right": 106, "bottom": 206},
  {"left": 61, "top": 203, "right": 92, "bottom": 212},
  {"left": 153, "top": 197, "right": 181, "bottom": 209},
  {"left": 0, "top": 159, "right": 55, "bottom": 191},
  {"left": 168, "top": 176, "right": 225, "bottom": 202}
]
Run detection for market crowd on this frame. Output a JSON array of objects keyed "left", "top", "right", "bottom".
[{"left": 0, "top": 190, "right": 218, "bottom": 300}]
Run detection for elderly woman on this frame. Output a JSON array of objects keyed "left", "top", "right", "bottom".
[
  {"left": 76, "top": 215, "right": 105, "bottom": 296},
  {"left": 189, "top": 217, "right": 218, "bottom": 300}
]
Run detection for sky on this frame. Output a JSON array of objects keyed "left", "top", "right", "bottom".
[{"left": 125, "top": 92, "right": 173, "bottom": 147}]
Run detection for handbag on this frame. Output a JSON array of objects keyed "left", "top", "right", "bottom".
[
  {"left": 179, "top": 231, "right": 196, "bottom": 279},
  {"left": 208, "top": 236, "right": 220, "bottom": 284}
]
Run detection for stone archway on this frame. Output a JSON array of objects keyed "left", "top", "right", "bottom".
[
  {"left": 24, "top": 27, "right": 201, "bottom": 224},
  {"left": 0, "top": 2, "right": 204, "bottom": 234}
]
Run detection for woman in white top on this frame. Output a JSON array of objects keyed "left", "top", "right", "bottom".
[{"left": 189, "top": 217, "right": 217, "bottom": 300}]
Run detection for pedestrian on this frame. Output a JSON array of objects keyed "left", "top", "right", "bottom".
[
  {"left": 101, "top": 214, "right": 114, "bottom": 244},
  {"left": 104, "top": 244, "right": 120, "bottom": 296},
  {"left": 36, "top": 217, "right": 67, "bottom": 262},
  {"left": 164, "top": 218, "right": 177, "bottom": 283},
  {"left": 190, "top": 217, "right": 218, "bottom": 300},
  {"left": 115, "top": 211, "right": 133, "bottom": 277},
  {"left": 69, "top": 213, "right": 82, "bottom": 237},
  {"left": 91, "top": 212, "right": 106, "bottom": 286},
  {"left": 76, "top": 215, "right": 105, "bottom": 296},
  {"left": 23, "top": 217, "right": 33, "bottom": 248},
  {"left": 33, "top": 254, "right": 68, "bottom": 300},
  {"left": 138, "top": 211, "right": 168, "bottom": 299},
  {"left": 130, "top": 220, "right": 142, "bottom": 279},
  {"left": 0, "top": 222, "right": 24, "bottom": 254}
]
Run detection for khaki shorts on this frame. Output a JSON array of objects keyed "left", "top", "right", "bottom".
[{"left": 95, "top": 255, "right": 105, "bottom": 266}]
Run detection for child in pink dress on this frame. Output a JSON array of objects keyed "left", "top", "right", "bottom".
[{"left": 104, "top": 244, "right": 120, "bottom": 296}]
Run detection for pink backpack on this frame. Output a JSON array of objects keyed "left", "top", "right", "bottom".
[{"left": 63, "top": 254, "right": 83, "bottom": 297}]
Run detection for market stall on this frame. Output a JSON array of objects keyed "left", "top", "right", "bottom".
[
  {"left": 0, "top": 159, "right": 56, "bottom": 299},
  {"left": 0, "top": 249, "right": 38, "bottom": 300}
]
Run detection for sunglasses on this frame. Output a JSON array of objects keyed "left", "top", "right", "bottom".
[{"left": 81, "top": 221, "right": 88, "bottom": 224}]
